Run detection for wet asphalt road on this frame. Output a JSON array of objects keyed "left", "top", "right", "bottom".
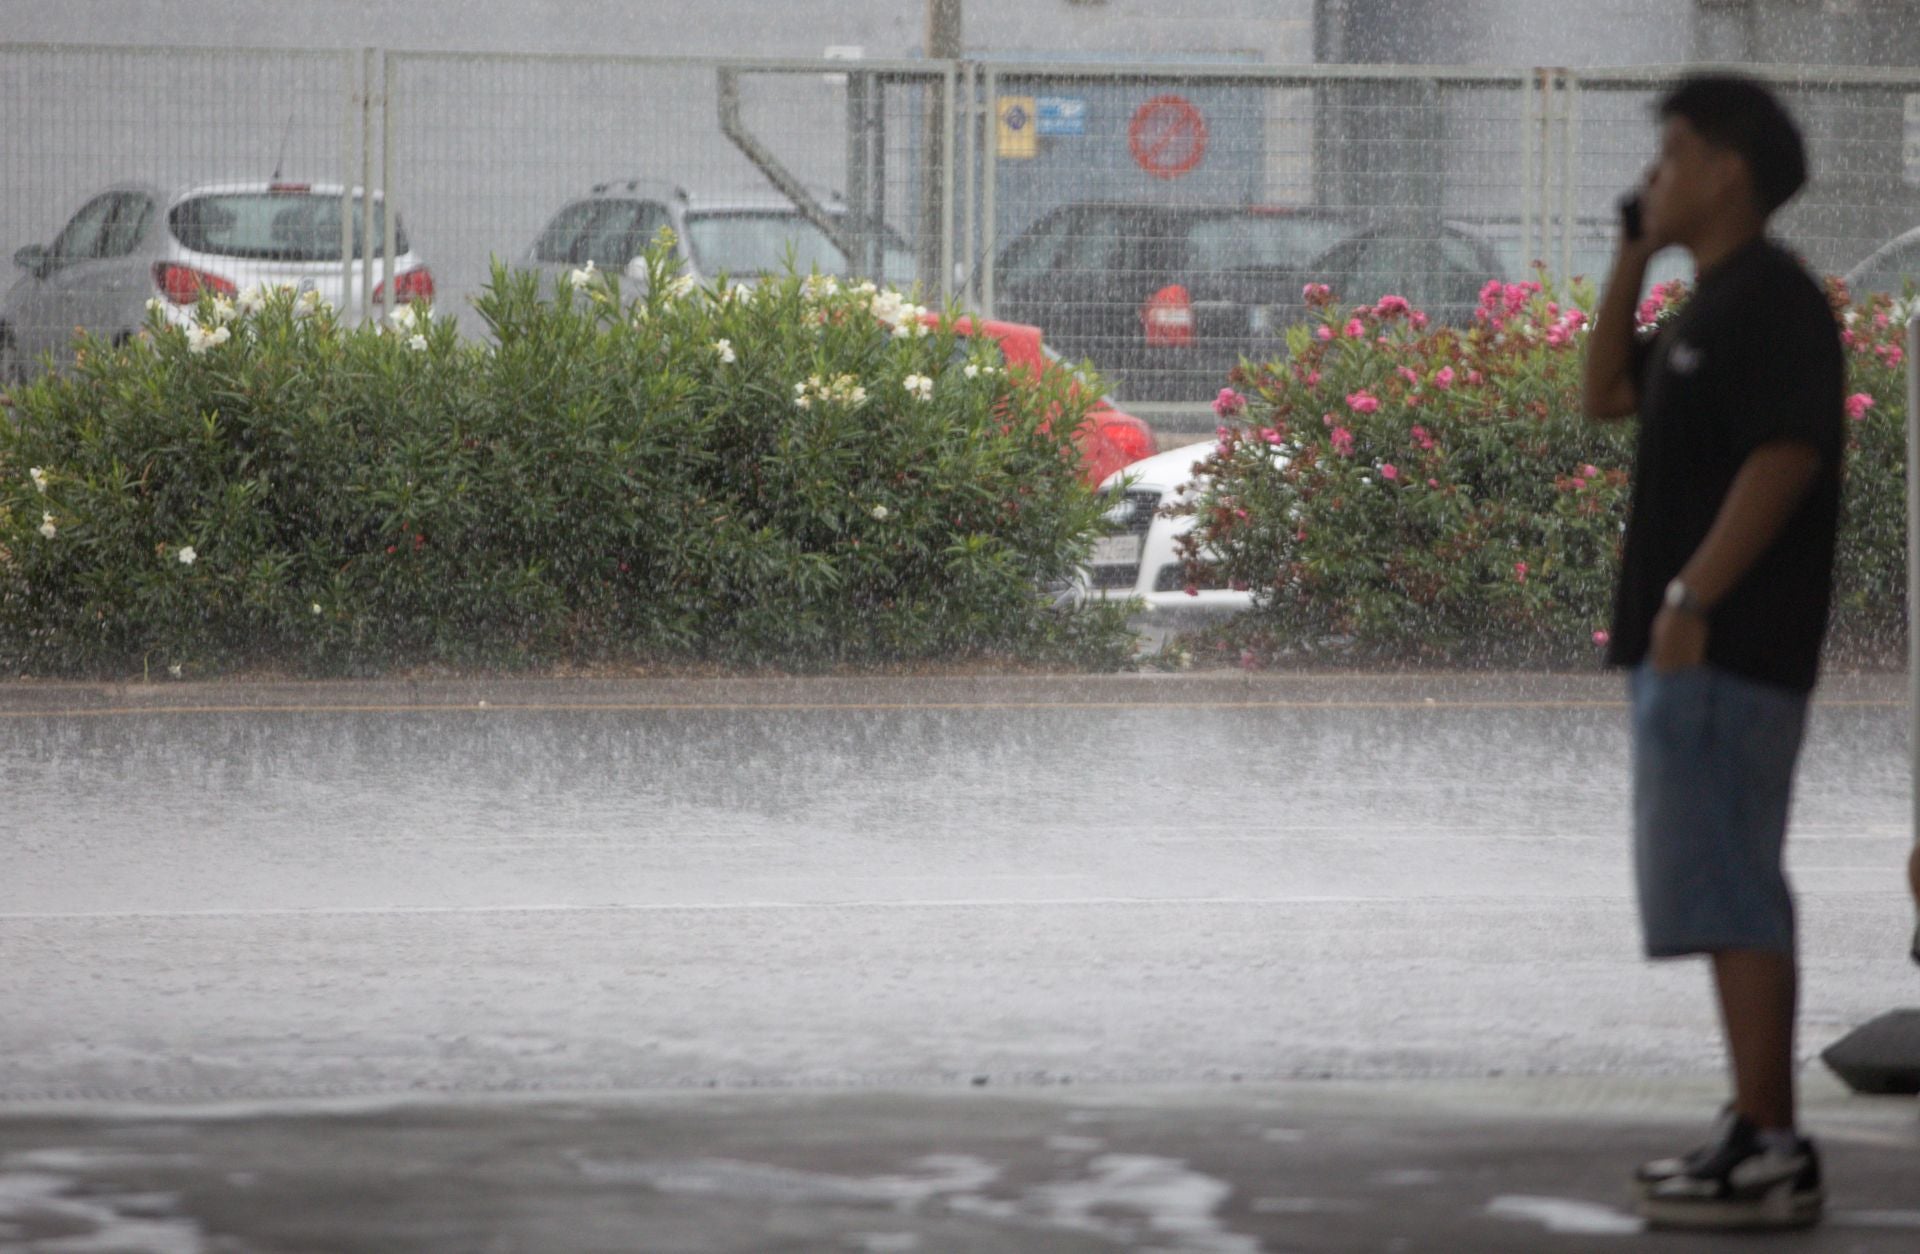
[{"left": 1, "top": 672, "right": 1913, "bottom": 1104}]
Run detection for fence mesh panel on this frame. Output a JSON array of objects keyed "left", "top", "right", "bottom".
[{"left": 7, "top": 47, "right": 1920, "bottom": 422}]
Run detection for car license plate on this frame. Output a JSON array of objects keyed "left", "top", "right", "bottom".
[{"left": 1092, "top": 534, "right": 1141, "bottom": 564}]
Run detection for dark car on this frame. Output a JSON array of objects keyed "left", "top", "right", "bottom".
[
  {"left": 1285, "top": 220, "right": 1508, "bottom": 330},
  {"left": 987, "top": 203, "right": 1359, "bottom": 403}
]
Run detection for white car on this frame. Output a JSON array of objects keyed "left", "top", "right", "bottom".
[
  {"left": 525, "top": 179, "right": 915, "bottom": 292},
  {"left": 2, "top": 179, "right": 432, "bottom": 380},
  {"left": 1079, "top": 440, "right": 1255, "bottom": 627}
]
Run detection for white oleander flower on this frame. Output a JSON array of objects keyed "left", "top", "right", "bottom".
[
  {"left": 144, "top": 296, "right": 168, "bottom": 316},
  {"left": 665, "top": 274, "right": 696, "bottom": 300},
  {"left": 310, "top": 602, "right": 323, "bottom": 616},
  {"left": 168, "top": 663, "right": 183, "bottom": 679},
  {"left": 387, "top": 304, "right": 420, "bottom": 332},
  {"left": 566, "top": 259, "right": 598, "bottom": 290},
  {"left": 870, "top": 504, "right": 889, "bottom": 520},
  {"left": 184, "top": 323, "right": 230, "bottom": 354},
  {"left": 208, "top": 295, "right": 238, "bottom": 324},
  {"left": 963, "top": 363, "right": 980, "bottom": 379},
  {"left": 903, "top": 373, "right": 933, "bottom": 401},
  {"left": 407, "top": 334, "right": 428, "bottom": 352},
  {"left": 848, "top": 385, "right": 867, "bottom": 406},
  {"left": 238, "top": 284, "right": 269, "bottom": 316},
  {"left": 177, "top": 545, "right": 196, "bottom": 565},
  {"left": 38, "top": 512, "right": 56, "bottom": 540},
  {"left": 713, "top": 338, "right": 735, "bottom": 364},
  {"left": 296, "top": 288, "right": 324, "bottom": 315},
  {"left": 29, "top": 467, "right": 48, "bottom": 493}
]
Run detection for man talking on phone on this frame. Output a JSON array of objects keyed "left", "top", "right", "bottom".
[{"left": 1581, "top": 74, "right": 1843, "bottom": 1231}]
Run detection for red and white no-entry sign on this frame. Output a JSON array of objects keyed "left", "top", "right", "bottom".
[{"left": 1128, "top": 94, "right": 1209, "bottom": 179}]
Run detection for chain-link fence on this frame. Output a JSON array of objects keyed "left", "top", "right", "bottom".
[{"left": 6, "top": 47, "right": 1920, "bottom": 421}]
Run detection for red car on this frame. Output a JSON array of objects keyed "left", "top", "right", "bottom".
[{"left": 939, "top": 314, "right": 1157, "bottom": 486}]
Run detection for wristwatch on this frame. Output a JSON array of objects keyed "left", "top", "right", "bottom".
[{"left": 1663, "top": 577, "right": 1705, "bottom": 616}]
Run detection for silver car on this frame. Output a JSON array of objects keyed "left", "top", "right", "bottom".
[
  {"left": 525, "top": 179, "right": 914, "bottom": 292},
  {"left": 2, "top": 179, "right": 431, "bottom": 381}
]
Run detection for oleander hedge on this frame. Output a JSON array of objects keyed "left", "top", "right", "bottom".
[
  {"left": 1179, "top": 274, "right": 1909, "bottom": 668},
  {"left": 0, "top": 237, "right": 1135, "bottom": 677}
]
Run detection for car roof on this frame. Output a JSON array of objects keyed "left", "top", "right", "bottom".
[
  {"left": 578, "top": 180, "right": 848, "bottom": 214},
  {"left": 1846, "top": 225, "right": 1920, "bottom": 278}
]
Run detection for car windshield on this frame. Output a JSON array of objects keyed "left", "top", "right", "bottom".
[
  {"left": 1184, "top": 214, "right": 1355, "bottom": 271},
  {"left": 684, "top": 210, "right": 911, "bottom": 280},
  {"left": 169, "top": 192, "right": 407, "bottom": 262}
]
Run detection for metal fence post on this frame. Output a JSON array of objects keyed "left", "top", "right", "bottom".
[
  {"left": 982, "top": 65, "right": 997, "bottom": 319},
  {"left": 359, "top": 47, "right": 375, "bottom": 326},
  {"left": 381, "top": 52, "right": 396, "bottom": 307},
  {"left": 939, "top": 61, "right": 956, "bottom": 306},
  {"left": 340, "top": 53, "right": 356, "bottom": 312},
  {"left": 1908, "top": 314, "right": 1919, "bottom": 855},
  {"left": 1520, "top": 68, "right": 1536, "bottom": 269}
]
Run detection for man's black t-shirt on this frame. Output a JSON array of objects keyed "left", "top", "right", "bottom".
[{"left": 1607, "top": 236, "right": 1844, "bottom": 693}]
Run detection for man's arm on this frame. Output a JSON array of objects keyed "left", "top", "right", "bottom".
[
  {"left": 1649, "top": 440, "right": 1823, "bottom": 671},
  {"left": 1580, "top": 241, "right": 1657, "bottom": 421}
]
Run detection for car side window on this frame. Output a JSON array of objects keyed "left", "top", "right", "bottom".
[
  {"left": 999, "top": 210, "right": 1076, "bottom": 288},
  {"left": 533, "top": 200, "right": 600, "bottom": 264},
  {"left": 48, "top": 194, "right": 120, "bottom": 263},
  {"left": 100, "top": 194, "right": 155, "bottom": 258},
  {"left": 1059, "top": 210, "right": 1124, "bottom": 275}
]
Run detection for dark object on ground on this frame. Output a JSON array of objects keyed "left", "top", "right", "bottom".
[{"left": 1820, "top": 1008, "right": 1920, "bottom": 1094}]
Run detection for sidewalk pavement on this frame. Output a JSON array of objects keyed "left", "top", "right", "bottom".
[{"left": 1, "top": 1074, "right": 1915, "bottom": 1253}]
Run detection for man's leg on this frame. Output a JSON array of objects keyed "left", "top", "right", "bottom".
[{"left": 1710, "top": 948, "right": 1797, "bottom": 1131}]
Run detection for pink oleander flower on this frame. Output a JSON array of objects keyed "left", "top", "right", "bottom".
[
  {"left": 1433, "top": 366, "right": 1454, "bottom": 390},
  {"left": 1259, "top": 427, "right": 1283, "bottom": 445},
  {"left": 1637, "top": 297, "right": 1662, "bottom": 326},
  {"left": 1467, "top": 370, "right": 1484, "bottom": 385},
  {"left": 1427, "top": 477, "right": 1439, "bottom": 489},
  {"left": 1397, "top": 366, "right": 1419, "bottom": 385},
  {"left": 1546, "top": 327, "right": 1569, "bottom": 347},
  {"left": 1845, "top": 392, "right": 1874, "bottom": 420},
  {"left": 1347, "top": 390, "right": 1379, "bottom": 414},
  {"left": 1879, "top": 344, "right": 1905, "bottom": 367},
  {"left": 1410, "top": 310, "right": 1429, "bottom": 331},
  {"left": 1410, "top": 425, "right": 1434, "bottom": 451},
  {"left": 1581, "top": 464, "right": 1600, "bottom": 479},
  {"left": 1212, "top": 387, "right": 1246, "bottom": 418},
  {"left": 1303, "top": 282, "right": 1333, "bottom": 306},
  {"left": 1380, "top": 463, "right": 1399, "bottom": 481},
  {"left": 1305, "top": 370, "right": 1321, "bottom": 387},
  {"left": 1874, "top": 311, "right": 1890, "bottom": 328},
  {"left": 1374, "top": 294, "right": 1411, "bottom": 318},
  {"left": 1841, "top": 328, "right": 1857, "bottom": 349},
  {"left": 1330, "top": 426, "right": 1355, "bottom": 456},
  {"left": 1317, "top": 325, "right": 1335, "bottom": 341},
  {"left": 1570, "top": 477, "right": 1586, "bottom": 490},
  {"left": 1593, "top": 629, "right": 1610, "bottom": 647},
  {"left": 1323, "top": 412, "right": 1336, "bottom": 428},
  {"left": 1514, "top": 561, "right": 1529, "bottom": 582},
  {"left": 1345, "top": 318, "right": 1366, "bottom": 339}
]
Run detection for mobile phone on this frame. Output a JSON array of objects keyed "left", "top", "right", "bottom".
[{"left": 1618, "top": 193, "right": 1644, "bottom": 243}]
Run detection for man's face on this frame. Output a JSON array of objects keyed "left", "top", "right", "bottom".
[{"left": 1641, "top": 115, "right": 1746, "bottom": 249}]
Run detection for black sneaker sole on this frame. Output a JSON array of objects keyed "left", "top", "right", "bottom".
[{"left": 1636, "top": 1189, "right": 1823, "bottom": 1231}]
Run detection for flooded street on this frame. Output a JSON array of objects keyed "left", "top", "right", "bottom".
[{"left": 2, "top": 674, "right": 1911, "bottom": 1102}]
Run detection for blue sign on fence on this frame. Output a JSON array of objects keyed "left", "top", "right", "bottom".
[{"left": 1036, "top": 95, "right": 1086, "bottom": 136}]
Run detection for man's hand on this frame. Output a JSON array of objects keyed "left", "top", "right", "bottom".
[{"left": 1649, "top": 605, "right": 1708, "bottom": 673}]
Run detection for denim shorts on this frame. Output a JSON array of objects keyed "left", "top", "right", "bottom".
[{"left": 1629, "top": 663, "right": 1810, "bottom": 957}]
